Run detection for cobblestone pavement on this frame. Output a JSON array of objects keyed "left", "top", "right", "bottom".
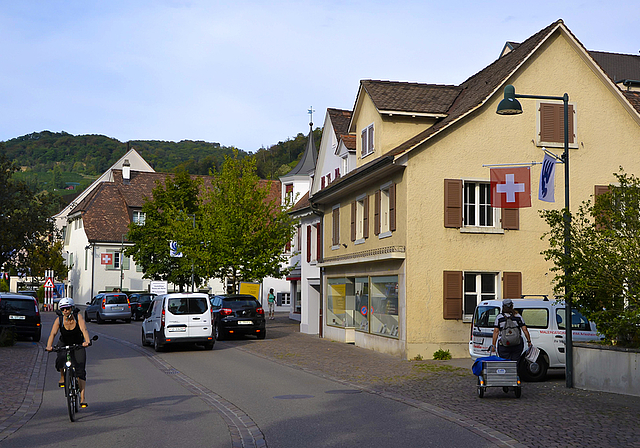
[{"left": 2, "top": 313, "right": 639, "bottom": 447}]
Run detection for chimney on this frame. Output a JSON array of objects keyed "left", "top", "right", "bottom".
[{"left": 123, "top": 159, "right": 131, "bottom": 184}]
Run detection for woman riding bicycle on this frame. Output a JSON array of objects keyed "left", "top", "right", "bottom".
[{"left": 45, "top": 298, "right": 91, "bottom": 408}]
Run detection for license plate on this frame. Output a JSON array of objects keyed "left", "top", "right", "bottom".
[
  {"left": 112, "top": 307, "right": 123, "bottom": 311},
  {"left": 238, "top": 320, "right": 253, "bottom": 325},
  {"left": 168, "top": 327, "right": 186, "bottom": 332},
  {"left": 9, "top": 315, "right": 26, "bottom": 320}
]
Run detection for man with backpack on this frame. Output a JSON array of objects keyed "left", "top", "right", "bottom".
[{"left": 490, "top": 298, "right": 533, "bottom": 361}]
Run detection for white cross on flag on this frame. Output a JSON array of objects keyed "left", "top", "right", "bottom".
[
  {"left": 490, "top": 167, "right": 531, "bottom": 208},
  {"left": 101, "top": 253, "right": 113, "bottom": 265}
]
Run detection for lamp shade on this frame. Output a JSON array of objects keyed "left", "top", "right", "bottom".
[{"left": 496, "top": 84, "right": 523, "bottom": 115}]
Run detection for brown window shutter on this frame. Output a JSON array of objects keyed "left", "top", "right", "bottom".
[
  {"left": 501, "top": 208, "right": 519, "bottom": 230},
  {"left": 331, "top": 208, "right": 340, "bottom": 246},
  {"left": 368, "top": 125, "right": 374, "bottom": 153},
  {"left": 350, "top": 201, "right": 356, "bottom": 241},
  {"left": 361, "top": 129, "right": 367, "bottom": 157},
  {"left": 443, "top": 271, "right": 463, "bottom": 319},
  {"left": 389, "top": 183, "right": 396, "bottom": 231},
  {"left": 363, "top": 195, "right": 369, "bottom": 239},
  {"left": 594, "top": 185, "right": 611, "bottom": 230},
  {"left": 374, "top": 190, "right": 381, "bottom": 235},
  {"left": 540, "top": 103, "right": 575, "bottom": 144},
  {"left": 306, "top": 225, "right": 312, "bottom": 263},
  {"left": 316, "top": 222, "right": 322, "bottom": 262},
  {"left": 444, "top": 179, "right": 463, "bottom": 228},
  {"left": 503, "top": 272, "right": 522, "bottom": 299}
]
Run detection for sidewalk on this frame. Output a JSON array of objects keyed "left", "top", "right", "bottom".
[{"left": 3, "top": 313, "right": 639, "bottom": 447}]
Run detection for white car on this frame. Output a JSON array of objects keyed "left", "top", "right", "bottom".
[
  {"left": 469, "top": 297, "right": 601, "bottom": 381},
  {"left": 141, "top": 293, "right": 214, "bottom": 351}
]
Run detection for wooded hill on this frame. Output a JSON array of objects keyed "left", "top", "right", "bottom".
[{"left": 2, "top": 128, "right": 322, "bottom": 196}]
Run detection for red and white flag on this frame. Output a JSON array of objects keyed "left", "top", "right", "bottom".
[
  {"left": 490, "top": 167, "right": 531, "bottom": 208},
  {"left": 101, "top": 253, "right": 113, "bottom": 265}
]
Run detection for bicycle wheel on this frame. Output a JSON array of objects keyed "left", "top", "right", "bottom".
[{"left": 65, "top": 368, "right": 76, "bottom": 422}]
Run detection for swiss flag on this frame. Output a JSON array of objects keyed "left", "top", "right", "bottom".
[
  {"left": 490, "top": 167, "right": 531, "bottom": 208},
  {"left": 101, "top": 253, "right": 113, "bottom": 265}
]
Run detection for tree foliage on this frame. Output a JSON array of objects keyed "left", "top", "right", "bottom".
[
  {"left": 0, "top": 150, "right": 64, "bottom": 277},
  {"left": 125, "top": 170, "right": 204, "bottom": 291},
  {"left": 198, "top": 152, "right": 297, "bottom": 293},
  {"left": 541, "top": 168, "right": 640, "bottom": 347}
]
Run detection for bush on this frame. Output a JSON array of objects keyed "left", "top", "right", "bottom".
[{"left": 433, "top": 349, "right": 452, "bottom": 360}]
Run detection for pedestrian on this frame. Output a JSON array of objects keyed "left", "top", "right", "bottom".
[
  {"left": 267, "top": 288, "right": 276, "bottom": 320},
  {"left": 490, "top": 298, "right": 532, "bottom": 361}
]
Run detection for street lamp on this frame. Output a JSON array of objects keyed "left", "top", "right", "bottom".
[{"left": 497, "top": 84, "right": 574, "bottom": 388}]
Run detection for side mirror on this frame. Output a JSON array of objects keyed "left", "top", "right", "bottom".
[{"left": 86, "top": 302, "right": 90, "bottom": 305}]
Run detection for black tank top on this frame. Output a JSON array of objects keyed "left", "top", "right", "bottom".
[{"left": 59, "top": 313, "right": 84, "bottom": 345}]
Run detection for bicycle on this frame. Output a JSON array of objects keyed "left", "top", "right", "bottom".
[{"left": 49, "top": 335, "right": 98, "bottom": 421}]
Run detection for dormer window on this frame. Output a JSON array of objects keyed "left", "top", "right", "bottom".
[{"left": 133, "top": 211, "right": 146, "bottom": 226}]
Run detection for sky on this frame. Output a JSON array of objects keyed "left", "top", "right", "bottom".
[{"left": 1, "top": 1, "right": 639, "bottom": 153}]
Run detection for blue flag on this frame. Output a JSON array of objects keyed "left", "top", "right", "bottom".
[{"left": 538, "top": 153, "right": 556, "bottom": 203}]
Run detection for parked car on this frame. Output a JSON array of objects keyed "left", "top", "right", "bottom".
[
  {"left": 210, "top": 294, "right": 266, "bottom": 340},
  {"left": 141, "top": 292, "right": 214, "bottom": 351},
  {"left": 85, "top": 292, "right": 131, "bottom": 323},
  {"left": 469, "top": 297, "right": 601, "bottom": 381},
  {"left": 0, "top": 293, "right": 42, "bottom": 341},
  {"left": 128, "top": 292, "right": 156, "bottom": 321}
]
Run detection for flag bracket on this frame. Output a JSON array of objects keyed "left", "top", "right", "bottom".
[{"left": 483, "top": 147, "right": 564, "bottom": 168}]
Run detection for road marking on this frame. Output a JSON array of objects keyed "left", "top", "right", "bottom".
[{"left": 97, "top": 333, "right": 267, "bottom": 448}]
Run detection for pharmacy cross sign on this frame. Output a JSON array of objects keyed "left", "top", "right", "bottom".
[{"left": 490, "top": 167, "right": 531, "bottom": 208}]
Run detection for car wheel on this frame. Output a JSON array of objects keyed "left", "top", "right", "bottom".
[
  {"left": 519, "top": 356, "right": 548, "bottom": 382},
  {"left": 96, "top": 313, "right": 103, "bottom": 324},
  {"left": 257, "top": 329, "right": 266, "bottom": 340},
  {"left": 154, "top": 332, "right": 163, "bottom": 352},
  {"left": 141, "top": 327, "right": 149, "bottom": 346},
  {"left": 215, "top": 324, "right": 225, "bottom": 341},
  {"left": 204, "top": 339, "right": 215, "bottom": 350},
  {"left": 33, "top": 329, "right": 41, "bottom": 342},
  {"left": 84, "top": 311, "right": 91, "bottom": 323},
  {"left": 124, "top": 318, "right": 131, "bottom": 323}
]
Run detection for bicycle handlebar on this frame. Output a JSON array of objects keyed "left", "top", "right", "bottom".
[{"left": 47, "top": 335, "right": 99, "bottom": 352}]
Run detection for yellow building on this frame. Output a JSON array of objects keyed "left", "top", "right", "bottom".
[{"left": 310, "top": 20, "right": 640, "bottom": 359}]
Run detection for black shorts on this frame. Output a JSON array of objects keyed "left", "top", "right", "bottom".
[
  {"left": 498, "top": 341, "right": 523, "bottom": 361},
  {"left": 55, "top": 347, "right": 87, "bottom": 381}
]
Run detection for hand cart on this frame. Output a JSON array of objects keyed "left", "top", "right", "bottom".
[{"left": 476, "top": 359, "right": 522, "bottom": 398}]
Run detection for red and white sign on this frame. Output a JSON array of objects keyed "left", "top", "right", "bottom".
[
  {"left": 101, "top": 253, "right": 113, "bottom": 265},
  {"left": 44, "top": 277, "right": 54, "bottom": 288},
  {"left": 490, "top": 167, "right": 531, "bottom": 208}
]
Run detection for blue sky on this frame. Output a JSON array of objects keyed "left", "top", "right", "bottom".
[{"left": 1, "top": 1, "right": 638, "bottom": 152}]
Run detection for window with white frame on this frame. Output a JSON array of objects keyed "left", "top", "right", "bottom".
[
  {"left": 342, "top": 156, "right": 348, "bottom": 176},
  {"left": 133, "top": 211, "right": 146, "bottom": 225},
  {"left": 356, "top": 196, "right": 365, "bottom": 242},
  {"left": 361, "top": 123, "right": 374, "bottom": 158},
  {"left": 464, "top": 272, "right": 497, "bottom": 318},
  {"left": 463, "top": 182, "right": 498, "bottom": 228}
]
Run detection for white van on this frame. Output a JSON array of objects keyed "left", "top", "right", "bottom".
[
  {"left": 141, "top": 293, "right": 214, "bottom": 351},
  {"left": 469, "top": 297, "right": 601, "bottom": 381}
]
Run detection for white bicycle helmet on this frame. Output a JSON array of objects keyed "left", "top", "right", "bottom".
[{"left": 59, "top": 297, "right": 75, "bottom": 308}]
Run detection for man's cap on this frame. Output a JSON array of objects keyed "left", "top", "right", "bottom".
[{"left": 503, "top": 298, "right": 514, "bottom": 307}]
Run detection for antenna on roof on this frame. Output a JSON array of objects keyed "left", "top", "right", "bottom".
[{"left": 308, "top": 107, "right": 315, "bottom": 127}]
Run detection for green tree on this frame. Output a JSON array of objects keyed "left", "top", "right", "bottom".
[
  {"left": 0, "top": 151, "right": 62, "bottom": 272},
  {"left": 12, "top": 240, "right": 69, "bottom": 284},
  {"left": 541, "top": 168, "right": 640, "bottom": 347},
  {"left": 199, "top": 151, "right": 296, "bottom": 293},
  {"left": 125, "top": 170, "right": 204, "bottom": 291}
]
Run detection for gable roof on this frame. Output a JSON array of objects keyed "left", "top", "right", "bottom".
[
  {"left": 327, "top": 108, "right": 352, "bottom": 136},
  {"left": 363, "top": 80, "right": 462, "bottom": 116}
]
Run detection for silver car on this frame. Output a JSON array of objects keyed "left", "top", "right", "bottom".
[{"left": 85, "top": 292, "right": 131, "bottom": 323}]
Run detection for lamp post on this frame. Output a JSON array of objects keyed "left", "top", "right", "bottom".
[{"left": 497, "top": 84, "right": 574, "bottom": 388}]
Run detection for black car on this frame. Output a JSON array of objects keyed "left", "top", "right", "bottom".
[
  {"left": 128, "top": 293, "right": 156, "bottom": 321},
  {"left": 0, "top": 293, "right": 42, "bottom": 341},
  {"left": 210, "top": 294, "right": 266, "bottom": 340}
]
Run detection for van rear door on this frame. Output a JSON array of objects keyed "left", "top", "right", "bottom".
[{"left": 470, "top": 303, "right": 500, "bottom": 359}]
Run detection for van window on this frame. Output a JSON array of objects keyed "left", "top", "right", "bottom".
[
  {"left": 167, "top": 297, "right": 208, "bottom": 315},
  {"left": 520, "top": 308, "right": 549, "bottom": 329},
  {"left": 0, "top": 298, "right": 34, "bottom": 312},
  {"left": 473, "top": 305, "right": 499, "bottom": 328},
  {"left": 556, "top": 309, "right": 591, "bottom": 331}
]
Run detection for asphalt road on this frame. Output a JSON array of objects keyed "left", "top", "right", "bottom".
[{"left": 2, "top": 314, "right": 498, "bottom": 448}]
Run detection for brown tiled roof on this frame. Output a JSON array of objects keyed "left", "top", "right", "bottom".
[
  {"left": 362, "top": 80, "right": 462, "bottom": 115},
  {"left": 340, "top": 134, "right": 356, "bottom": 150},
  {"left": 388, "top": 19, "right": 564, "bottom": 156},
  {"left": 588, "top": 51, "right": 640, "bottom": 83},
  {"left": 290, "top": 191, "right": 310, "bottom": 213},
  {"left": 623, "top": 91, "right": 640, "bottom": 110},
  {"left": 327, "top": 108, "right": 352, "bottom": 136},
  {"left": 72, "top": 170, "right": 280, "bottom": 244}
]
